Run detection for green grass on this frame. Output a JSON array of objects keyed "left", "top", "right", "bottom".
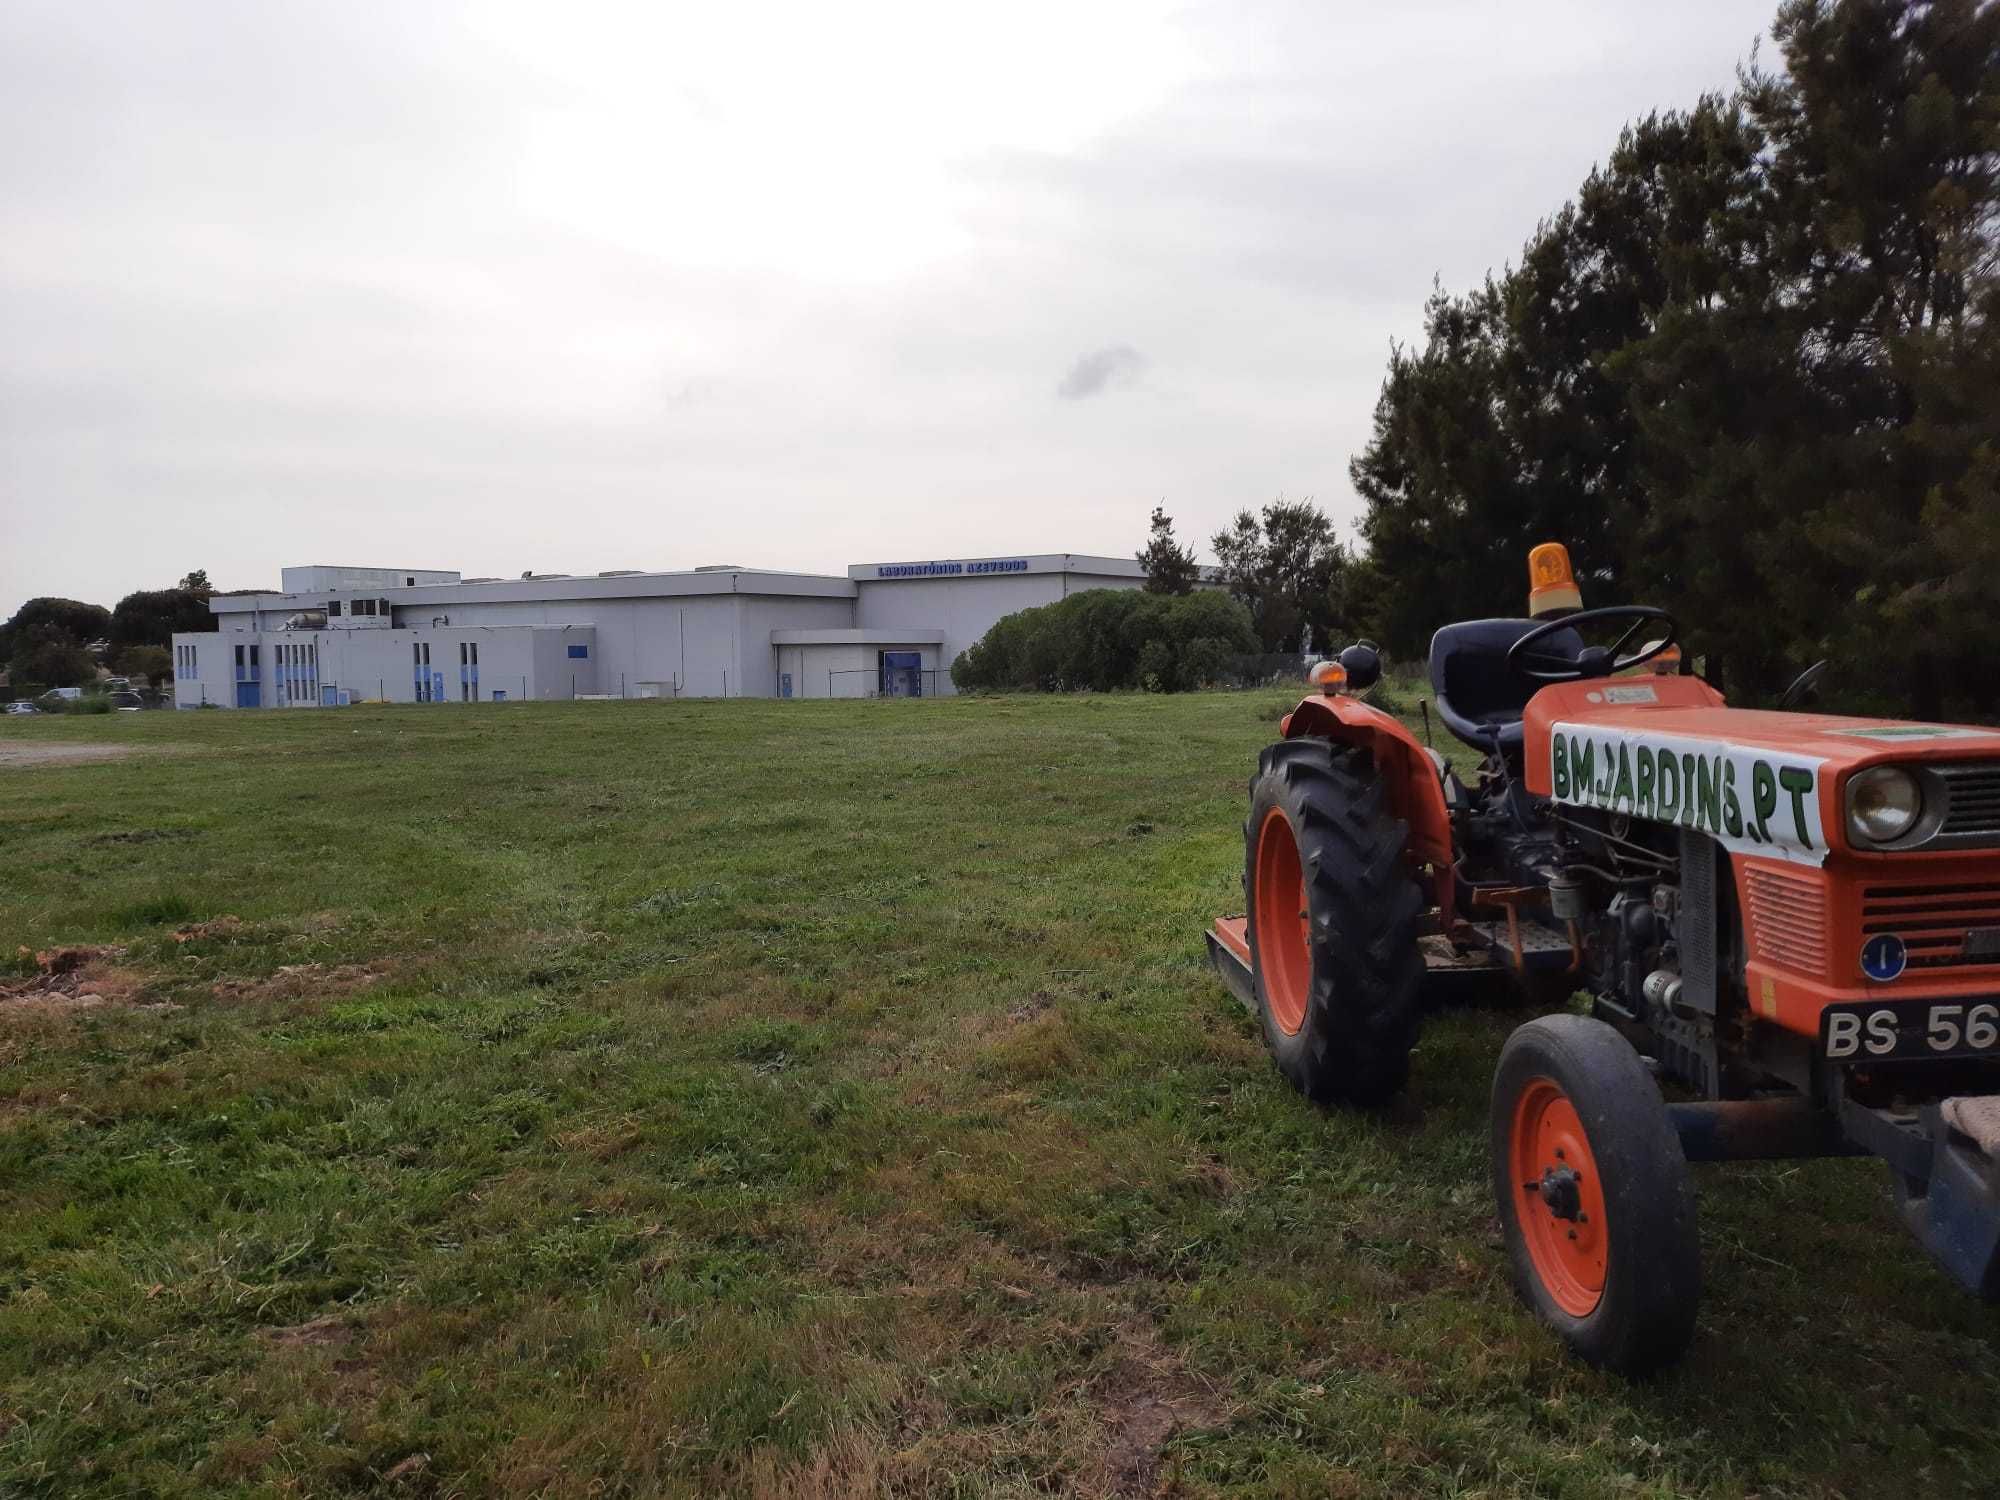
[{"left": 0, "top": 695, "right": 1996, "bottom": 1498}]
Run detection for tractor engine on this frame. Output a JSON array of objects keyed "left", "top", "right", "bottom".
[{"left": 1544, "top": 808, "right": 1724, "bottom": 1094}]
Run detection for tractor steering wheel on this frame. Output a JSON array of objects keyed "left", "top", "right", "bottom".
[{"left": 1506, "top": 605, "right": 1679, "bottom": 683}]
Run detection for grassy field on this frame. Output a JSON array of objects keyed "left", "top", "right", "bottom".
[{"left": 2, "top": 693, "right": 1997, "bottom": 1498}]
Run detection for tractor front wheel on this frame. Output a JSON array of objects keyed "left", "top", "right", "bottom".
[
  {"left": 1491, "top": 1015, "right": 1701, "bottom": 1375},
  {"left": 1243, "top": 739, "right": 1423, "bottom": 1106}
]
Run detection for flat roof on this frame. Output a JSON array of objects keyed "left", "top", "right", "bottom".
[
  {"left": 212, "top": 566, "right": 857, "bottom": 614},
  {"left": 286, "top": 563, "right": 461, "bottom": 573},
  {"left": 770, "top": 627, "right": 947, "bottom": 646},
  {"left": 212, "top": 549, "right": 1219, "bottom": 616}
]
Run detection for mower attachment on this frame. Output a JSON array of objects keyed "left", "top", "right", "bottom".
[
  {"left": 1206, "top": 915, "right": 1513, "bottom": 1017},
  {"left": 1890, "top": 1097, "right": 2000, "bottom": 1301},
  {"left": 1206, "top": 918, "right": 1255, "bottom": 1013}
]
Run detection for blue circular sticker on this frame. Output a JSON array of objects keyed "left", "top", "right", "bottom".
[{"left": 1862, "top": 933, "right": 1907, "bottom": 982}]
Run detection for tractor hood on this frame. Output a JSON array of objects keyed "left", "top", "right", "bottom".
[{"left": 1521, "top": 676, "right": 2000, "bottom": 867}]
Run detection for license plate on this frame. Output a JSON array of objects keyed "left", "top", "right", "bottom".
[{"left": 1821, "top": 1000, "right": 2000, "bottom": 1061}]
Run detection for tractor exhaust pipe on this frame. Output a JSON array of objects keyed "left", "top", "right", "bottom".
[{"left": 1667, "top": 1099, "right": 1865, "bottom": 1163}]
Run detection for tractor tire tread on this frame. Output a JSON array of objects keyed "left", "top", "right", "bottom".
[
  {"left": 1491, "top": 1014, "right": 1701, "bottom": 1375},
  {"left": 1245, "top": 737, "right": 1425, "bottom": 1106}
]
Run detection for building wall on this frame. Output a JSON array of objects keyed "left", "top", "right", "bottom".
[
  {"left": 281, "top": 565, "right": 461, "bottom": 592},
  {"left": 854, "top": 570, "right": 1143, "bottom": 689},
  {"left": 186, "top": 554, "right": 1189, "bottom": 706},
  {"left": 733, "top": 595, "right": 862, "bottom": 698},
  {"left": 385, "top": 592, "right": 851, "bottom": 698},
  {"left": 777, "top": 642, "right": 945, "bottom": 698},
  {"left": 172, "top": 624, "right": 595, "bottom": 707}
]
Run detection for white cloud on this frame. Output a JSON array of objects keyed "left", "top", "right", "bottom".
[{"left": 0, "top": 0, "right": 1764, "bottom": 609}]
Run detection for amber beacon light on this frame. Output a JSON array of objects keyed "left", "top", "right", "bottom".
[
  {"left": 1527, "top": 542, "right": 1582, "bottom": 618},
  {"left": 1307, "top": 659, "right": 1347, "bottom": 695}
]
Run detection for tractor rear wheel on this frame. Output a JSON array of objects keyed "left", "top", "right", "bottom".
[
  {"left": 1243, "top": 739, "right": 1424, "bottom": 1105},
  {"left": 1491, "top": 1015, "right": 1700, "bottom": 1375}
]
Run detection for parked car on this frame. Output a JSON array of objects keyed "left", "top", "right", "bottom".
[
  {"left": 38, "top": 687, "right": 82, "bottom": 704},
  {"left": 4, "top": 700, "right": 39, "bottom": 715},
  {"left": 107, "top": 691, "right": 145, "bottom": 711}
]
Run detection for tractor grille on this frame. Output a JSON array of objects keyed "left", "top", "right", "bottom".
[
  {"left": 1744, "top": 865, "right": 1829, "bottom": 979},
  {"left": 1861, "top": 879, "right": 2000, "bottom": 974},
  {"left": 1939, "top": 764, "right": 2000, "bottom": 842}
]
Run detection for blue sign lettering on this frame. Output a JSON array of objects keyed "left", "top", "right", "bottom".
[{"left": 876, "top": 558, "right": 1029, "bottom": 578}]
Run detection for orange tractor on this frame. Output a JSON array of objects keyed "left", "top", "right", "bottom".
[{"left": 1207, "top": 544, "right": 2000, "bottom": 1372}]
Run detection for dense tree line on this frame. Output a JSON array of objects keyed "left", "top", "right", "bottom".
[
  {"left": 1, "top": 570, "right": 213, "bottom": 689},
  {"left": 950, "top": 588, "right": 1257, "bottom": 693},
  {"left": 1349, "top": 0, "right": 2000, "bottom": 718}
]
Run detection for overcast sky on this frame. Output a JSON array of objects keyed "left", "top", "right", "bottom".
[{"left": 0, "top": 1, "right": 1768, "bottom": 611}]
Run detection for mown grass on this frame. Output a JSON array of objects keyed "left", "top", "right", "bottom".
[{"left": 0, "top": 694, "right": 1996, "bottom": 1498}]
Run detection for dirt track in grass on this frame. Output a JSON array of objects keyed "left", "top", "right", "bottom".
[{"left": 0, "top": 739, "right": 150, "bottom": 768}]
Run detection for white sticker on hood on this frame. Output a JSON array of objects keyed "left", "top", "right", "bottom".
[{"left": 1549, "top": 721, "right": 1827, "bottom": 867}]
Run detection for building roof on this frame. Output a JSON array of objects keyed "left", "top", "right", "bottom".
[
  {"left": 210, "top": 550, "right": 1220, "bottom": 618},
  {"left": 211, "top": 566, "right": 857, "bottom": 615},
  {"left": 770, "top": 628, "right": 947, "bottom": 645}
]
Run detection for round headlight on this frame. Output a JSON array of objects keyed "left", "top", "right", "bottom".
[{"left": 1848, "top": 766, "right": 1922, "bottom": 844}]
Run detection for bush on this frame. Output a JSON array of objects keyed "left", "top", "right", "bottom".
[{"left": 951, "top": 589, "right": 1258, "bottom": 693}]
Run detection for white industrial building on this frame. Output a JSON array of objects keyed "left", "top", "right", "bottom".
[{"left": 171, "top": 554, "right": 1194, "bottom": 708}]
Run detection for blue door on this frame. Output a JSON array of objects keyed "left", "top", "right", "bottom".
[
  {"left": 879, "top": 651, "right": 922, "bottom": 698},
  {"left": 235, "top": 681, "right": 260, "bottom": 708}
]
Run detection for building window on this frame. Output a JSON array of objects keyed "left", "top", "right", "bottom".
[
  {"left": 234, "top": 644, "right": 245, "bottom": 672},
  {"left": 378, "top": 599, "right": 391, "bottom": 617},
  {"left": 567, "top": 643, "right": 588, "bottom": 659},
  {"left": 353, "top": 598, "right": 373, "bottom": 616},
  {"left": 469, "top": 642, "right": 478, "bottom": 666},
  {"left": 250, "top": 645, "right": 259, "bottom": 668},
  {"left": 327, "top": 600, "right": 341, "bottom": 617},
  {"left": 405, "top": 576, "right": 415, "bottom": 586}
]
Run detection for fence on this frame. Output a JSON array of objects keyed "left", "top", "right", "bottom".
[
  {"left": 317, "top": 676, "right": 693, "bottom": 705},
  {"left": 822, "top": 668, "right": 944, "bottom": 700}
]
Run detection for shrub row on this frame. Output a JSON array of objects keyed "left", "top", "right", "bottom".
[{"left": 950, "top": 588, "right": 1258, "bottom": 693}]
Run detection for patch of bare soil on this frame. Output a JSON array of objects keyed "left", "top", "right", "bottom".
[
  {"left": 1094, "top": 1328, "right": 1228, "bottom": 1498},
  {"left": 0, "top": 742, "right": 149, "bottom": 769},
  {"left": 259, "top": 1314, "right": 353, "bottom": 1351},
  {"left": 172, "top": 916, "right": 247, "bottom": 944},
  {"left": 1007, "top": 990, "right": 1056, "bottom": 1025},
  {"left": 210, "top": 962, "right": 388, "bottom": 1003},
  {"left": 1, "top": 945, "right": 158, "bottom": 1015}
]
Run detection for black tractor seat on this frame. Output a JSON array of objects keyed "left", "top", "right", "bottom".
[{"left": 1427, "top": 618, "right": 1582, "bottom": 755}]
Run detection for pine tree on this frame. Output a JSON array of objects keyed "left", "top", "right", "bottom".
[{"left": 1136, "top": 505, "right": 1200, "bottom": 595}]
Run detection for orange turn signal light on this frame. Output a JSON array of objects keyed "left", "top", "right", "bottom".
[{"left": 1308, "top": 660, "right": 1347, "bottom": 694}]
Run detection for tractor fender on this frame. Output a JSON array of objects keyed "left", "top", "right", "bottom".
[{"left": 1282, "top": 694, "right": 1456, "bottom": 902}]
